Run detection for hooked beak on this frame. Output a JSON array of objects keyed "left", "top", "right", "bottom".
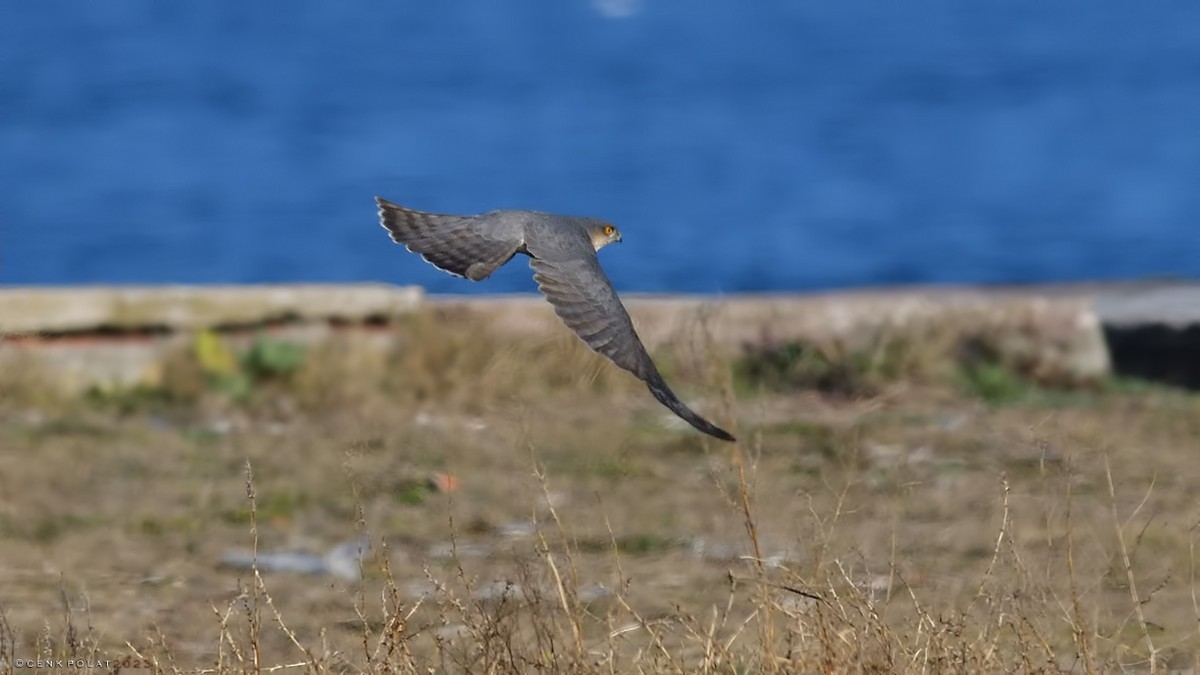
[{"left": 615, "top": 233, "right": 623, "bottom": 243}]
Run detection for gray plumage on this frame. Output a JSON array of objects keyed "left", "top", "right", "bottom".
[{"left": 376, "top": 197, "right": 736, "bottom": 442}]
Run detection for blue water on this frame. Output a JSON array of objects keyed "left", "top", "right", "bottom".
[{"left": 3, "top": 2, "right": 1200, "bottom": 294}]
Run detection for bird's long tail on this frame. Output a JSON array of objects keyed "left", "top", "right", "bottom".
[{"left": 645, "top": 373, "right": 736, "bottom": 442}]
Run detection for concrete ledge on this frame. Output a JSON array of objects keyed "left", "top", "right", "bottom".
[
  {"left": 433, "top": 286, "right": 1100, "bottom": 345},
  {"left": 2, "top": 282, "right": 1197, "bottom": 393},
  {"left": 0, "top": 284, "right": 424, "bottom": 334},
  {"left": 1092, "top": 283, "right": 1200, "bottom": 328},
  {"left": 431, "top": 287, "right": 1111, "bottom": 386},
  {"left": 1092, "top": 283, "right": 1200, "bottom": 388}
]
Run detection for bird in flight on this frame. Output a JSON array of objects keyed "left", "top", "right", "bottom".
[{"left": 375, "top": 197, "right": 736, "bottom": 442}]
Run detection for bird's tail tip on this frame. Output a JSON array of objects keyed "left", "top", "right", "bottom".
[
  {"left": 698, "top": 420, "right": 736, "bottom": 442},
  {"left": 647, "top": 378, "right": 737, "bottom": 442},
  {"left": 710, "top": 426, "right": 737, "bottom": 443}
]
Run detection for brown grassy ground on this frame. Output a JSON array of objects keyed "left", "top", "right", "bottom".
[{"left": 1, "top": 308, "right": 1199, "bottom": 673}]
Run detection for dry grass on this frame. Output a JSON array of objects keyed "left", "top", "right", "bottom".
[{"left": 1, "top": 309, "right": 1199, "bottom": 673}]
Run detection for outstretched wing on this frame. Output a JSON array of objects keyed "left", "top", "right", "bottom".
[
  {"left": 376, "top": 197, "right": 523, "bottom": 281},
  {"left": 529, "top": 255, "right": 736, "bottom": 442}
]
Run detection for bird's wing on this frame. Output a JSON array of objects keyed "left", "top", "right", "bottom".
[
  {"left": 376, "top": 197, "right": 523, "bottom": 281},
  {"left": 529, "top": 255, "right": 735, "bottom": 442}
]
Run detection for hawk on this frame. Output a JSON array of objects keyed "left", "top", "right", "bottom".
[{"left": 376, "top": 197, "right": 736, "bottom": 442}]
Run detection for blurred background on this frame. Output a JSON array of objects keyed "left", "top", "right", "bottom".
[{"left": 3, "top": 1, "right": 1199, "bottom": 294}]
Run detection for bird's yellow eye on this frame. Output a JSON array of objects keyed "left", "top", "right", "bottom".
[{"left": 604, "top": 225, "right": 614, "bottom": 236}]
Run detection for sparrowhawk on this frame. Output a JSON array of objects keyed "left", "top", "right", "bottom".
[{"left": 376, "top": 197, "right": 736, "bottom": 442}]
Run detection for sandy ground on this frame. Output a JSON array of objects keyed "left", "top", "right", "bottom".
[{"left": 1, "top": 310, "right": 1198, "bottom": 672}]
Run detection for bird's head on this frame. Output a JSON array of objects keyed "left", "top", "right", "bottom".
[{"left": 589, "top": 222, "right": 623, "bottom": 251}]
